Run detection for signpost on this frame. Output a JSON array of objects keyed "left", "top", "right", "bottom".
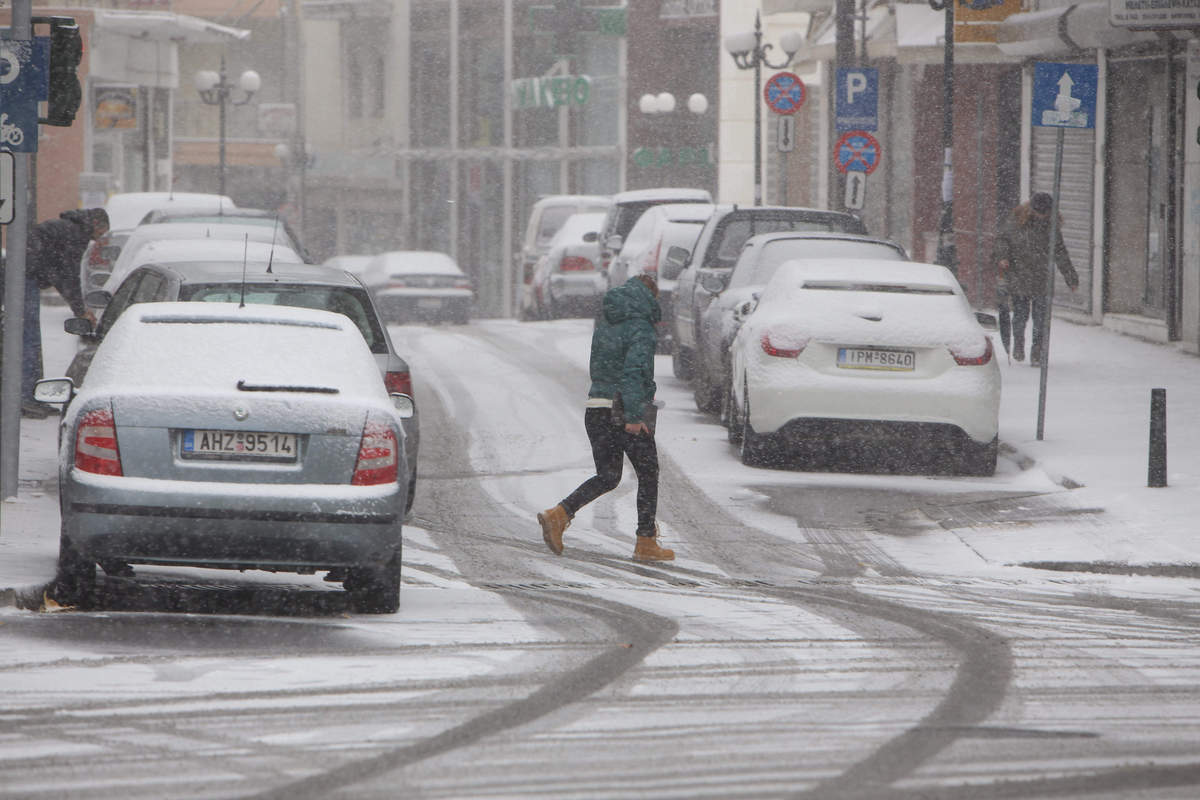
[
  {"left": 0, "top": 152, "right": 13, "bottom": 224},
  {"left": 834, "top": 130, "right": 881, "bottom": 175},
  {"left": 763, "top": 71, "right": 806, "bottom": 115},
  {"left": 777, "top": 116, "right": 794, "bottom": 153},
  {"left": 1031, "top": 62, "right": 1098, "bottom": 440},
  {"left": 835, "top": 67, "right": 878, "bottom": 131}
]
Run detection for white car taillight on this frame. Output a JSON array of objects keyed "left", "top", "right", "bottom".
[
  {"left": 75, "top": 407, "right": 122, "bottom": 476},
  {"left": 760, "top": 332, "right": 808, "bottom": 358},
  {"left": 950, "top": 337, "right": 994, "bottom": 366},
  {"left": 352, "top": 418, "right": 399, "bottom": 485}
]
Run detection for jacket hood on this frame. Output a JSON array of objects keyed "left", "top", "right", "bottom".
[
  {"left": 603, "top": 277, "right": 661, "bottom": 326},
  {"left": 60, "top": 207, "right": 108, "bottom": 232}
]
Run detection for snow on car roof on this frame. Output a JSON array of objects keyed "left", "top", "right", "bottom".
[
  {"left": 612, "top": 187, "right": 712, "bottom": 203},
  {"left": 84, "top": 302, "right": 383, "bottom": 398},
  {"left": 550, "top": 211, "right": 606, "bottom": 242},
  {"left": 371, "top": 251, "right": 463, "bottom": 275},
  {"left": 104, "top": 192, "right": 235, "bottom": 232},
  {"left": 104, "top": 239, "right": 304, "bottom": 291}
]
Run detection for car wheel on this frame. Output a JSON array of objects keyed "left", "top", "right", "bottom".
[
  {"left": 958, "top": 436, "right": 998, "bottom": 477},
  {"left": 672, "top": 346, "right": 693, "bottom": 381},
  {"left": 740, "top": 380, "right": 775, "bottom": 468},
  {"left": 726, "top": 379, "right": 743, "bottom": 446},
  {"left": 53, "top": 531, "right": 96, "bottom": 608},
  {"left": 347, "top": 550, "right": 401, "bottom": 614},
  {"left": 693, "top": 378, "right": 721, "bottom": 415}
]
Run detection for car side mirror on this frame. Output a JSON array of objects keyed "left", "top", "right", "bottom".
[
  {"left": 734, "top": 296, "right": 759, "bottom": 320},
  {"left": 974, "top": 311, "right": 999, "bottom": 331},
  {"left": 85, "top": 289, "right": 112, "bottom": 309},
  {"left": 661, "top": 247, "right": 690, "bottom": 280},
  {"left": 390, "top": 393, "right": 416, "bottom": 419},
  {"left": 33, "top": 377, "right": 74, "bottom": 406},
  {"left": 583, "top": 231, "right": 598, "bottom": 243},
  {"left": 605, "top": 234, "right": 623, "bottom": 253},
  {"left": 699, "top": 271, "right": 729, "bottom": 295},
  {"left": 63, "top": 316, "right": 95, "bottom": 337}
]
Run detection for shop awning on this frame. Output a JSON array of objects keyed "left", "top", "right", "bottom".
[
  {"left": 89, "top": 11, "right": 250, "bottom": 88},
  {"left": 996, "top": 2, "right": 1159, "bottom": 56}
]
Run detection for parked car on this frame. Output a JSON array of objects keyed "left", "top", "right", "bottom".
[
  {"left": 523, "top": 211, "right": 606, "bottom": 320},
  {"left": 597, "top": 187, "right": 713, "bottom": 273},
  {"left": 606, "top": 203, "right": 713, "bottom": 352},
  {"left": 36, "top": 301, "right": 415, "bottom": 613},
  {"left": 727, "top": 258, "right": 999, "bottom": 475},
  {"left": 516, "top": 194, "right": 611, "bottom": 290},
  {"left": 671, "top": 205, "right": 868, "bottom": 387},
  {"left": 362, "top": 251, "right": 474, "bottom": 324},
  {"left": 691, "top": 233, "right": 909, "bottom": 419},
  {"left": 137, "top": 207, "right": 308, "bottom": 262},
  {"left": 81, "top": 192, "right": 235, "bottom": 293},
  {"left": 103, "top": 222, "right": 306, "bottom": 291},
  {"left": 67, "top": 260, "right": 422, "bottom": 513}
]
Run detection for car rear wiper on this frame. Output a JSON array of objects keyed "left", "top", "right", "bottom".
[{"left": 236, "top": 380, "right": 339, "bottom": 394}]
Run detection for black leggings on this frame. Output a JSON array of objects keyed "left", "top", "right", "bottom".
[{"left": 561, "top": 407, "right": 659, "bottom": 536}]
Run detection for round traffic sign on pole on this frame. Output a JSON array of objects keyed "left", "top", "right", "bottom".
[
  {"left": 834, "top": 130, "right": 882, "bottom": 175},
  {"left": 764, "top": 71, "right": 806, "bottom": 115}
]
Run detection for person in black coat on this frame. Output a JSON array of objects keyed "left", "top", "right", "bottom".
[{"left": 19, "top": 207, "right": 108, "bottom": 417}]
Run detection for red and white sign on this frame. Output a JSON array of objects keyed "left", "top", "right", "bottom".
[{"left": 763, "top": 72, "right": 806, "bottom": 115}]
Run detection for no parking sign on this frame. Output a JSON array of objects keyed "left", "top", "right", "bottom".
[{"left": 834, "top": 130, "right": 881, "bottom": 175}]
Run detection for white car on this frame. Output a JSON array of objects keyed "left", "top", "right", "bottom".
[
  {"left": 103, "top": 222, "right": 304, "bottom": 290},
  {"left": 100, "top": 238, "right": 304, "bottom": 294},
  {"left": 728, "top": 258, "right": 1000, "bottom": 475},
  {"left": 323, "top": 254, "right": 375, "bottom": 279},
  {"left": 362, "top": 251, "right": 473, "bottom": 324},
  {"left": 524, "top": 211, "right": 606, "bottom": 320}
]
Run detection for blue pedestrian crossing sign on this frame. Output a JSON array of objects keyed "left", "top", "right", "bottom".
[{"left": 1032, "top": 62, "right": 1098, "bottom": 130}]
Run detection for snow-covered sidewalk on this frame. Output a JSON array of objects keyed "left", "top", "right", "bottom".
[{"left": 3, "top": 304, "right": 1198, "bottom": 606}]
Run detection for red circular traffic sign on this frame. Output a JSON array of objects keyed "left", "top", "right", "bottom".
[
  {"left": 834, "top": 130, "right": 882, "bottom": 175},
  {"left": 763, "top": 72, "right": 806, "bottom": 115}
]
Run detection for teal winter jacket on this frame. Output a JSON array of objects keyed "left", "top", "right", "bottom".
[{"left": 586, "top": 277, "right": 661, "bottom": 423}]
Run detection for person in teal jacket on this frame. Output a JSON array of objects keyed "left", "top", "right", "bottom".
[{"left": 538, "top": 274, "right": 674, "bottom": 562}]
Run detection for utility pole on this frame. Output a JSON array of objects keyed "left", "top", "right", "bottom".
[
  {"left": 930, "top": 0, "right": 957, "bottom": 275},
  {"left": 835, "top": 0, "right": 856, "bottom": 211}
]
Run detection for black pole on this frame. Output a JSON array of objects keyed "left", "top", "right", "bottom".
[
  {"left": 1165, "top": 35, "right": 1179, "bottom": 341},
  {"left": 836, "top": 0, "right": 855, "bottom": 211},
  {"left": 1149, "top": 387, "right": 1167, "bottom": 487},
  {"left": 754, "top": 14, "right": 763, "bottom": 207},
  {"left": 935, "top": 0, "right": 956, "bottom": 275},
  {"left": 218, "top": 56, "right": 228, "bottom": 199}
]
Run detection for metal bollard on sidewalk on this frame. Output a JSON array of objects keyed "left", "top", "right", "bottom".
[{"left": 1148, "top": 388, "right": 1167, "bottom": 488}]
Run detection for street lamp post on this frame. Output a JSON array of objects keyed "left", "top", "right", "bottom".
[
  {"left": 194, "top": 56, "right": 261, "bottom": 198},
  {"left": 928, "top": 0, "right": 957, "bottom": 275},
  {"left": 724, "top": 12, "right": 803, "bottom": 206}
]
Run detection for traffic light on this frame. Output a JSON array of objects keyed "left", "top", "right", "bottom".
[{"left": 39, "top": 17, "right": 82, "bottom": 127}]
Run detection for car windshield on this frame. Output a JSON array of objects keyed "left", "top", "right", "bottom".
[
  {"left": 180, "top": 283, "right": 387, "bottom": 354},
  {"left": 730, "top": 240, "right": 906, "bottom": 289},
  {"left": 712, "top": 217, "right": 864, "bottom": 267}
]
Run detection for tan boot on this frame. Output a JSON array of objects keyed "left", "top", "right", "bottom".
[
  {"left": 537, "top": 505, "right": 570, "bottom": 555},
  {"left": 633, "top": 533, "right": 674, "bottom": 562}
]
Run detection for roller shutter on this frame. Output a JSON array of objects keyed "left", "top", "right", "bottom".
[{"left": 1031, "top": 125, "right": 1094, "bottom": 314}]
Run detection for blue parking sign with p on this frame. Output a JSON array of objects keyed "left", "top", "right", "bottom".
[{"left": 836, "top": 68, "right": 878, "bottom": 132}]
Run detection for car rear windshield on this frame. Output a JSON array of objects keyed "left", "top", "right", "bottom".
[
  {"left": 801, "top": 280, "right": 954, "bottom": 295},
  {"left": 708, "top": 215, "right": 868, "bottom": 269},
  {"left": 730, "top": 240, "right": 907, "bottom": 289},
  {"left": 181, "top": 284, "right": 388, "bottom": 354}
]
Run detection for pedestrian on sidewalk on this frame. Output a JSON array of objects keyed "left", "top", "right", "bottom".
[
  {"left": 992, "top": 192, "right": 1078, "bottom": 366},
  {"left": 18, "top": 208, "right": 107, "bottom": 417},
  {"left": 537, "top": 274, "right": 674, "bottom": 562}
]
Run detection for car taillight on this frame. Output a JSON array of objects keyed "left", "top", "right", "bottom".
[
  {"left": 760, "top": 332, "right": 807, "bottom": 358},
  {"left": 75, "top": 407, "right": 122, "bottom": 476},
  {"left": 352, "top": 419, "right": 398, "bottom": 485},
  {"left": 559, "top": 256, "right": 594, "bottom": 272},
  {"left": 388, "top": 275, "right": 408, "bottom": 288},
  {"left": 384, "top": 370, "right": 413, "bottom": 396},
  {"left": 453, "top": 277, "right": 473, "bottom": 289},
  {"left": 950, "top": 337, "right": 993, "bottom": 366}
]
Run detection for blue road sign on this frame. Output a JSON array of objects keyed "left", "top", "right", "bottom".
[
  {"left": 834, "top": 130, "right": 881, "bottom": 175},
  {"left": 0, "top": 40, "right": 49, "bottom": 153},
  {"left": 1032, "top": 62, "right": 1098, "bottom": 129},
  {"left": 836, "top": 67, "right": 878, "bottom": 132}
]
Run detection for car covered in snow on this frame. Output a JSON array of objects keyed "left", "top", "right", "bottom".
[
  {"left": 523, "top": 211, "right": 607, "bottom": 319},
  {"left": 36, "top": 302, "right": 415, "bottom": 613},
  {"left": 362, "top": 250, "right": 474, "bottom": 324},
  {"left": 727, "top": 258, "right": 1000, "bottom": 475}
]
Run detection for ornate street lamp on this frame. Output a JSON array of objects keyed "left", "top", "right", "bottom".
[
  {"left": 194, "top": 57, "right": 261, "bottom": 198},
  {"left": 724, "top": 12, "right": 803, "bottom": 206}
]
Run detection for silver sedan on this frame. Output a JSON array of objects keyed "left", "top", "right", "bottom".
[{"left": 36, "top": 302, "right": 415, "bottom": 613}]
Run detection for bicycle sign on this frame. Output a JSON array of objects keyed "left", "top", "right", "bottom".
[
  {"left": 834, "top": 130, "right": 881, "bottom": 175},
  {"left": 0, "top": 114, "right": 25, "bottom": 147},
  {"left": 764, "top": 72, "right": 806, "bottom": 115}
]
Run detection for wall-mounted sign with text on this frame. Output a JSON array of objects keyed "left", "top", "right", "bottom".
[
  {"left": 94, "top": 86, "right": 138, "bottom": 131},
  {"left": 1110, "top": 0, "right": 1200, "bottom": 28},
  {"left": 512, "top": 74, "right": 592, "bottom": 110},
  {"left": 660, "top": 0, "right": 717, "bottom": 19}
]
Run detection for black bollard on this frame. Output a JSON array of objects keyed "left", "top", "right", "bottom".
[{"left": 1148, "top": 388, "right": 1167, "bottom": 487}]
